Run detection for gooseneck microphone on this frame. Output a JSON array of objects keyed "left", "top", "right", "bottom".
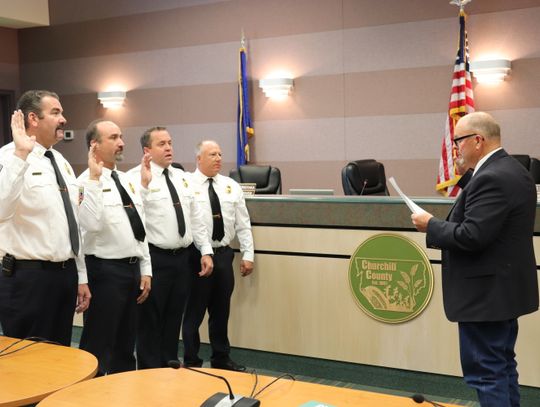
[
  {"left": 411, "top": 393, "right": 446, "bottom": 407},
  {"left": 359, "top": 179, "right": 368, "bottom": 196},
  {"left": 168, "top": 360, "right": 260, "bottom": 407}
]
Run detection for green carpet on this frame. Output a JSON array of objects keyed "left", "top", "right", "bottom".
[{"left": 70, "top": 326, "right": 540, "bottom": 406}]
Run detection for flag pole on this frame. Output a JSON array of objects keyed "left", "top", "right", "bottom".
[
  {"left": 437, "top": 0, "right": 475, "bottom": 196},
  {"left": 236, "top": 30, "right": 254, "bottom": 167}
]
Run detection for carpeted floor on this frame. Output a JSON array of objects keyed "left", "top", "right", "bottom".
[{"left": 65, "top": 326, "right": 536, "bottom": 406}]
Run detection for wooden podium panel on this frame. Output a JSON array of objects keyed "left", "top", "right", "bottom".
[
  {"left": 0, "top": 336, "right": 97, "bottom": 407},
  {"left": 37, "top": 367, "right": 463, "bottom": 406}
]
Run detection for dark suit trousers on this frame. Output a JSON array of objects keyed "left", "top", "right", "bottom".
[
  {"left": 182, "top": 246, "right": 235, "bottom": 365},
  {"left": 459, "top": 319, "right": 520, "bottom": 407},
  {"left": 136, "top": 244, "right": 194, "bottom": 369},
  {"left": 80, "top": 256, "right": 140, "bottom": 376},
  {"left": 0, "top": 259, "right": 77, "bottom": 346}
]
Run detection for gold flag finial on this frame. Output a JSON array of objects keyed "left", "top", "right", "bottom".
[{"left": 449, "top": 0, "right": 472, "bottom": 10}]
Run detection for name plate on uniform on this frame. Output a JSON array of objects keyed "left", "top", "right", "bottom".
[
  {"left": 536, "top": 184, "right": 540, "bottom": 202},
  {"left": 240, "top": 183, "right": 256, "bottom": 196}
]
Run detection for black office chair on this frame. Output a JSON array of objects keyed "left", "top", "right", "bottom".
[
  {"left": 511, "top": 154, "right": 531, "bottom": 170},
  {"left": 510, "top": 154, "right": 540, "bottom": 184},
  {"left": 341, "top": 159, "right": 389, "bottom": 196},
  {"left": 529, "top": 158, "right": 540, "bottom": 184},
  {"left": 229, "top": 165, "right": 282, "bottom": 194}
]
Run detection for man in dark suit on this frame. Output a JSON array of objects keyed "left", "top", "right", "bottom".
[{"left": 412, "top": 112, "right": 538, "bottom": 406}]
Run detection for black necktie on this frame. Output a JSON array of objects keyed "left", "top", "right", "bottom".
[
  {"left": 44, "top": 150, "right": 79, "bottom": 256},
  {"left": 208, "top": 178, "right": 225, "bottom": 241},
  {"left": 111, "top": 170, "right": 146, "bottom": 242},
  {"left": 163, "top": 168, "right": 186, "bottom": 237}
]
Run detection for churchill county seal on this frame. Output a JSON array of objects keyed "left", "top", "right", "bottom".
[{"left": 349, "top": 233, "right": 434, "bottom": 323}]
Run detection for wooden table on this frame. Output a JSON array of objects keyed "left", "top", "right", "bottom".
[
  {"left": 37, "top": 367, "right": 463, "bottom": 406},
  {"left": 0, "top": 336, "right": 98, "bottom": 407}
]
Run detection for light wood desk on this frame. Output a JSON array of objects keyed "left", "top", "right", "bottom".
[
  {"left": 37, "top": 367, "right": 463, "bottom": 406},
  {"left": 0, "top": 336, "right": 98, "bottom": 407}
]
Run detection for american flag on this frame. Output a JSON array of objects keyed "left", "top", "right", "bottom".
[{"left": 436, "top": 9, "right": 475, "bottom": 197}]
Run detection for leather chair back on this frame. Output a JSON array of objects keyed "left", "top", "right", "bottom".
[
  {"left": 529, "top": 158, "right": 540, "bottom": 184},
  {"left": 511, "top": 154, "right": 531, "bottom": 170},
  {"left": 511, "top": 154, "right": 540, "bottom": 184},
  {"left": 341, "top": 159, "right": 389, "bottom": 196},
  {"left": 229, "top": 165, "right": 282, "bottom": 194}
]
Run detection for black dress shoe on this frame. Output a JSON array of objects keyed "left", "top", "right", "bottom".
[{"left": 211, "top": 359, "right": 246, "bottom": 372}]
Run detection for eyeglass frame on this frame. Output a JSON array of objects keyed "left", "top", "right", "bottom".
[{"left": 453, "top": 133, "right": 479, "bottom": 148}]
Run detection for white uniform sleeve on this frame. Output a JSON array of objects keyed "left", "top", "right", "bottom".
[
  {"left": 190, "top": 198, "right": 213, "bottom": 256},
  {"left": 0, "top": 154, "right": 29, "bottom": 221},
  {"left": 235, "top": 190, "right": 254, "bottom": 262},
  {"left": 78, "top": 179, "right": 104, "bottom": 232}
]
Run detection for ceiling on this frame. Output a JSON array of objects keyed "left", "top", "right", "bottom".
[{"left": 0, "top": 0, "right": 49, "bottom": 29}]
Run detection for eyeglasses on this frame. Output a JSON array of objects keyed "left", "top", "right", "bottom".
[{"left": 453, "top": 133, "right": 477, "bottom": 148}]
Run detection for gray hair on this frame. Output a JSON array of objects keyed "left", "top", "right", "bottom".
[
  {"left": 195, "top": 140, "right": 219, "bottom": 157},
  {"left": 460, "top": 112, "right": 501, "bottom": 140}
]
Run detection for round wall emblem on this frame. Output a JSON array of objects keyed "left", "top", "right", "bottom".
[{"left": 349, "top": 233, "right": 434, "bottom": 323}]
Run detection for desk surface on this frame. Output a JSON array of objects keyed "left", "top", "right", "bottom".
[
  {"left": 37, "top": 367, "right": 463, "bottom": 406},
  {"left": 0, "top": 336, "right": 98, "bottom": 407}
]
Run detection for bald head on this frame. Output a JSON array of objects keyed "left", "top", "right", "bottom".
[
  {"left": 456, "top": 112, "right": 501, "bottom": 145},
  {"left": 454, "top": 112, "right": 502, "bottom": 170}
]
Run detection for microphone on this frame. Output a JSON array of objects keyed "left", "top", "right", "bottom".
[
  {"left": 168, "top": 360, "right": 260, "bottom": 407},
  {"left": 359, "top": 179, "right": 368, "bottom": 196},
  {"left": 411, "top": 393, "right": 446, "bottom": 407}
]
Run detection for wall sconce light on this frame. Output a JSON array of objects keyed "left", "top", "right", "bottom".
[
  {"left": 98, "top": 90, "right": 126, "bottom": 109},
  {"left": 470, "top": 59, "right": 511, "bottom": 84},
  {"left": 259, "top": 78, "right": 294, "bottom": 98}
]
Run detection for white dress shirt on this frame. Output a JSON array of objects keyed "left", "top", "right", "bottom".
[
  {"left": 127, "top": 163, "right": 212, "bottom": 255},
  {"left": 0, "top": 142, "right": 87, "bottom": 283},
  {"left": 473, "top": 147, "right": 503, "bottom": 176},
  {"left": 78, "top": 167, "right": 151, "bottom": 277},
  {"left": 191, "top": 169, "right": 254, "bottom": 262}
]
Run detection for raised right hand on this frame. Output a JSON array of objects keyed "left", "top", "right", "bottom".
[
  {"left": 140, "top": 153, "right": 152, "bottom": 189},
  {"left": 12, "top": 110, "right": 35, "bottom": 160},
  {"left": 88, "top": 144, "right": 104, "bottom": 181}
]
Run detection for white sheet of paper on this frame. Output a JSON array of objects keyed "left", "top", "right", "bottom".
[{"left": 388, "top": 177, "right": 427, "bottom": 214}]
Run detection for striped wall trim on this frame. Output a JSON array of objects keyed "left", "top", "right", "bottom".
[{"left": 251, "top": 223, "right": 417, "bottom": 232}]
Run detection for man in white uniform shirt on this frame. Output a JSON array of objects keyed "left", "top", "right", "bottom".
[
  {"left": 0, "top": 90, "right": 90, "bottom": 346},
  {"left": 78, "top": 119, "right": 151, "bottom": 375},
  {"left": 182, "top": 140, "right": 254, "bottom": 371},
  {"left": 128, "top": 126, "right": 213, "bottom": 369}
]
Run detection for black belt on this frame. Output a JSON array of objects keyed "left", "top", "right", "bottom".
[
  {"left": 15, "top": 258, "right": 75, "bottom": 270},
  {"left": 149, "top": 243, "right": 191, "bottom": 256},
  {"left": 86, "top": 255, "right": 139, "bottom": 264},
  {"left": 213, "top": 246, "right": 231, "bottom": 254}
]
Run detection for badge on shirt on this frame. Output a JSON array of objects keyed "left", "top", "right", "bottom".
[
  {"left": 182, "top": 178, "right": 189, "bottom": 188},
  {"left": 129, "top": 182, "right": 136, "bottom": 194},
  {"left": 64, "top": 163, "right": 72, "bottom": 176},
  {"left": 150, "top": 188, "right": 160, "bottom": 193},
  {"left": 79, "top": 186, "right": 84, "bottom": 204},
  {"left": 226, "top": 185, "right": 232, "bottom": 194},
  {"left": 32, "top": 172, "right": 42, "bottom": 176}
]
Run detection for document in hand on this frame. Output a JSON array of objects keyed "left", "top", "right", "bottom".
[{"left": 388, "top": 177, "right": 427, "bottom": 215}]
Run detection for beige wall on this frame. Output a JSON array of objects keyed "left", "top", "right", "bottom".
[{"left": 13, "top": 0, "right": 540, "bottom": 195}]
